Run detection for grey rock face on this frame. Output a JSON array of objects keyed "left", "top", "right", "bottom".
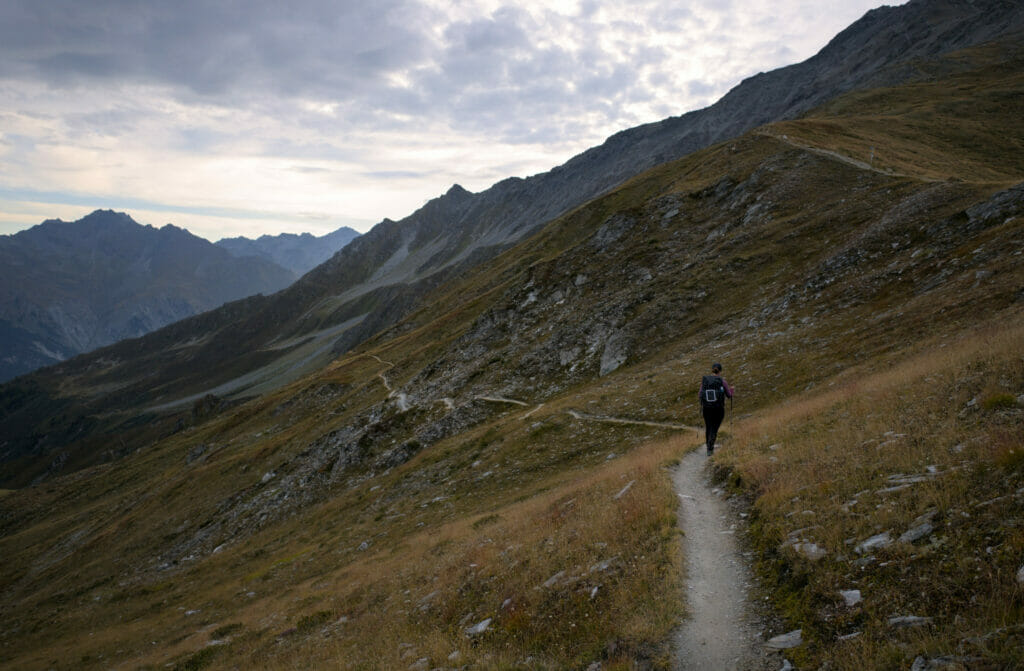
[{"left": 599, "top": 332, "right": 631, "bottom": 376}]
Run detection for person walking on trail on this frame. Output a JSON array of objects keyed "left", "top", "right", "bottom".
[{"left": 699, "top": 362, "right": 734, "bottom": 456}]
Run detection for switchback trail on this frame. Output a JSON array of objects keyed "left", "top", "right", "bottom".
[{"left": 673, "top": 449, "right": 774, "bottom": 670}]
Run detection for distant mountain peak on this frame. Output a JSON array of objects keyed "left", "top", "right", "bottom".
[
  {"left": 215, "top": 224, "right": 361, "bottom": 277},
  {"left": 0, "top": 210, "right": 296, "bottom": 381}
]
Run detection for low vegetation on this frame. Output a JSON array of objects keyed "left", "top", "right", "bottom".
[
  {"left": 1, "top": 35, "right": 1023, "bottom": 671},
  {"left": 714, "top": 316, "right": 1024, "bottom": 669}
]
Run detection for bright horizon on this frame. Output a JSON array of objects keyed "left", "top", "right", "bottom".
[{"left": 0, "top": 0, "right": 903, "bottom": 242}]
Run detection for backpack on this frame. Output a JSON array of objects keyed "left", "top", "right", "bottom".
[{"left": 700, "top": 375, "right": 726, "bottom": 408}]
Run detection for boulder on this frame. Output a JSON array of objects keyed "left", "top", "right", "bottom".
[
  {"left": 465, "top": 618, "right": 492, "bottom": 636},
  {"left": 839, "top": 589, "right": 862, "bottom": 607},
  {"left": 764, "top": 629, "right": 802, "bottom": 649},
  {"left": 793, "top": 541, "right": 828, "bottom": 561},
  {"left": 854, "top": 532, "right": 892, "bottom": 554}
]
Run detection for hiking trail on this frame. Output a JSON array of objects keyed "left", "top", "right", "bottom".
[
  {"left": 759, "top": 130, "right": 941, "bottom": 183},
  {"left": 673, "top": 448, "right": 776, "bottom": 671}
]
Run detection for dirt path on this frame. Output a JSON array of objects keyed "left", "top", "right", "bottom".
[
  {"left": 673, "top": 449, "right": 773, "bottom": 671},
  {"left": 566, "top": 409, "right": 695, "bottom": 431},
  {"left": 759, "top": 130, "right": 940, "bottom": 182}
]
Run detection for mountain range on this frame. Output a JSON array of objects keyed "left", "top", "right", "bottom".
[
  {"left": 0, "top": 213, "right": 361, "bottom": 383},
  {"left": 5, "top": 0, "right": 1020, "bottom": 468},
  {"left": 0, "top": 210, "right": 297, "bottom": 382},
  {"left": 215, "top": 226, "right": 360, "bottom": 277},
  {"left": 1, "top": 0, "right": 1023, "bottom": 669}
]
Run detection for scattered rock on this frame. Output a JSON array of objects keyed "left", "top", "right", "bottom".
[
  {"left": 793, "top": 541, "right": 828, "bottom": 561},
  {"left": 899, "top": 512, "right": 936, "bottom": 544},
  {"left": 186, "top": 444, "right": 207, "bottom": 464},
  {"left": 448, "top": 650, "right": 462, "bottom": 662},
  {"left": 911, "top": 655, "right": 984, "bottom": 670},
  {"left": 418, "top": 590, "right": 440, "bottom": 612},
  {"left": 764, "top": 629, "right": 802, "bottom": 650},
  {"left": 779, "top": 660, "right": 793, "bottom": 671},
  {"left": 408, "top": 658, "right": 429, "bottom": 671},
  {"left": 888, "top": 615, "right": 932, "bottom": 629},
  {"left": 839, "top": 589, "right": 862, "bottom": 607},
  {"left": 543, "top": 571, "right": 566, "bottom": 588},
  {"left": 837, "top": 631, "right": 861, "bottom": 641},
  {"left": 261, "top": 471, "right": 275, "bottom": 484},
  {"left": 559, "top": 347, "right": 581, "bottom": 366},
  {"left": 855, "top": 532, "right": 892, "bottom": 554},
  {"left": 465, "top": 618, "right": 492, "bottom": 636},
  {"left": 613, "top": 480, "right": 635, "bottom": 500},
  {"left": 1016, "top": 564, "right": 1024, "bottom": 585},
  {"left": 590, "top": 213, "right": 636, "bottom": 252}
]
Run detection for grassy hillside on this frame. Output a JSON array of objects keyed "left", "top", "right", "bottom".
[
  {"left": 715, "top": 316, "right": 1024, "bottom": 670},
  {"left": 1, "top": 38, "right": 1023, "bottom": 670}
]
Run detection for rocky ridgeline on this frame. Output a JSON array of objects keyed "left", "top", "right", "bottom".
[{"left": 5, "top": 0, "right": 1024, "bottom": 488}]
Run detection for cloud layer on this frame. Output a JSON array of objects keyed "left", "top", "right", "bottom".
[{"left": 0, "top": 0, "right": 898, "bottom": 240}]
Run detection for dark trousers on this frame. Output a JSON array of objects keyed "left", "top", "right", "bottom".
[{"left": 702, "top": 405, "right": 725, "bottom": 453}]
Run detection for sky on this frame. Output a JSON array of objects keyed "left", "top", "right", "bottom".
[{"left": 0, "top": 0, "right": 901, "bottom": 242}]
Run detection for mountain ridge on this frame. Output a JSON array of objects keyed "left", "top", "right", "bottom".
[
  {"left": 2, "top": 0, "right": 1022, "bottom": 484},
  {"left": 1, "top": 6, "right": 1023, "bottom": 669},
  {"left": 0, "top": 210, "right": 296, "bottom": 382},
  {"left": 215, "top": 225, "right": 360, "bottom": 277}
]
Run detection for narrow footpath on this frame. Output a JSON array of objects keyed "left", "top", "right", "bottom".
[{"left": 673, "top": 448, "right": 774, "bottom": 671}]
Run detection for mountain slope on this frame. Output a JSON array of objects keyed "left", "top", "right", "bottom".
[
  {"left": 4, "top": 0, "right": 1021, "bottom": 488},
  {"left": 0, "top": 30, "right": 1022, "bottom": 669},
  {"left": 215, "top": 226, "right": 360, "bottom": 277},
  {"left": 0, "top": 210, "right": 295, "bottom": 382}
]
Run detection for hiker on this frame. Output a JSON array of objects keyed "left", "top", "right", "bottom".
[{"left": 698, "top": 362, "right": 733, "bottom": 456}]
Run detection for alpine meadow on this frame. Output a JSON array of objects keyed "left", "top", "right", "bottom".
[{"left": 2, "top": 1, "right": 1024, "bottom": 670}]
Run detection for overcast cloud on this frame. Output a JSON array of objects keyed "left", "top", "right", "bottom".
[{"left": 0, "top": 0, "right": 900, "bottom": 240}]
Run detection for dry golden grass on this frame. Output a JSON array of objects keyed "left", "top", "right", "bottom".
[
  {"left": 714, "top": 313, "right": 1024, "bottom": 669},
  {"left": 178, "top": 437, "right": 689, "bottom": 670}
]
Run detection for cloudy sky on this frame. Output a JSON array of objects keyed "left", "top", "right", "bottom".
[{"left": 0, "top": 0, "right": 899, "bottom": 242}]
